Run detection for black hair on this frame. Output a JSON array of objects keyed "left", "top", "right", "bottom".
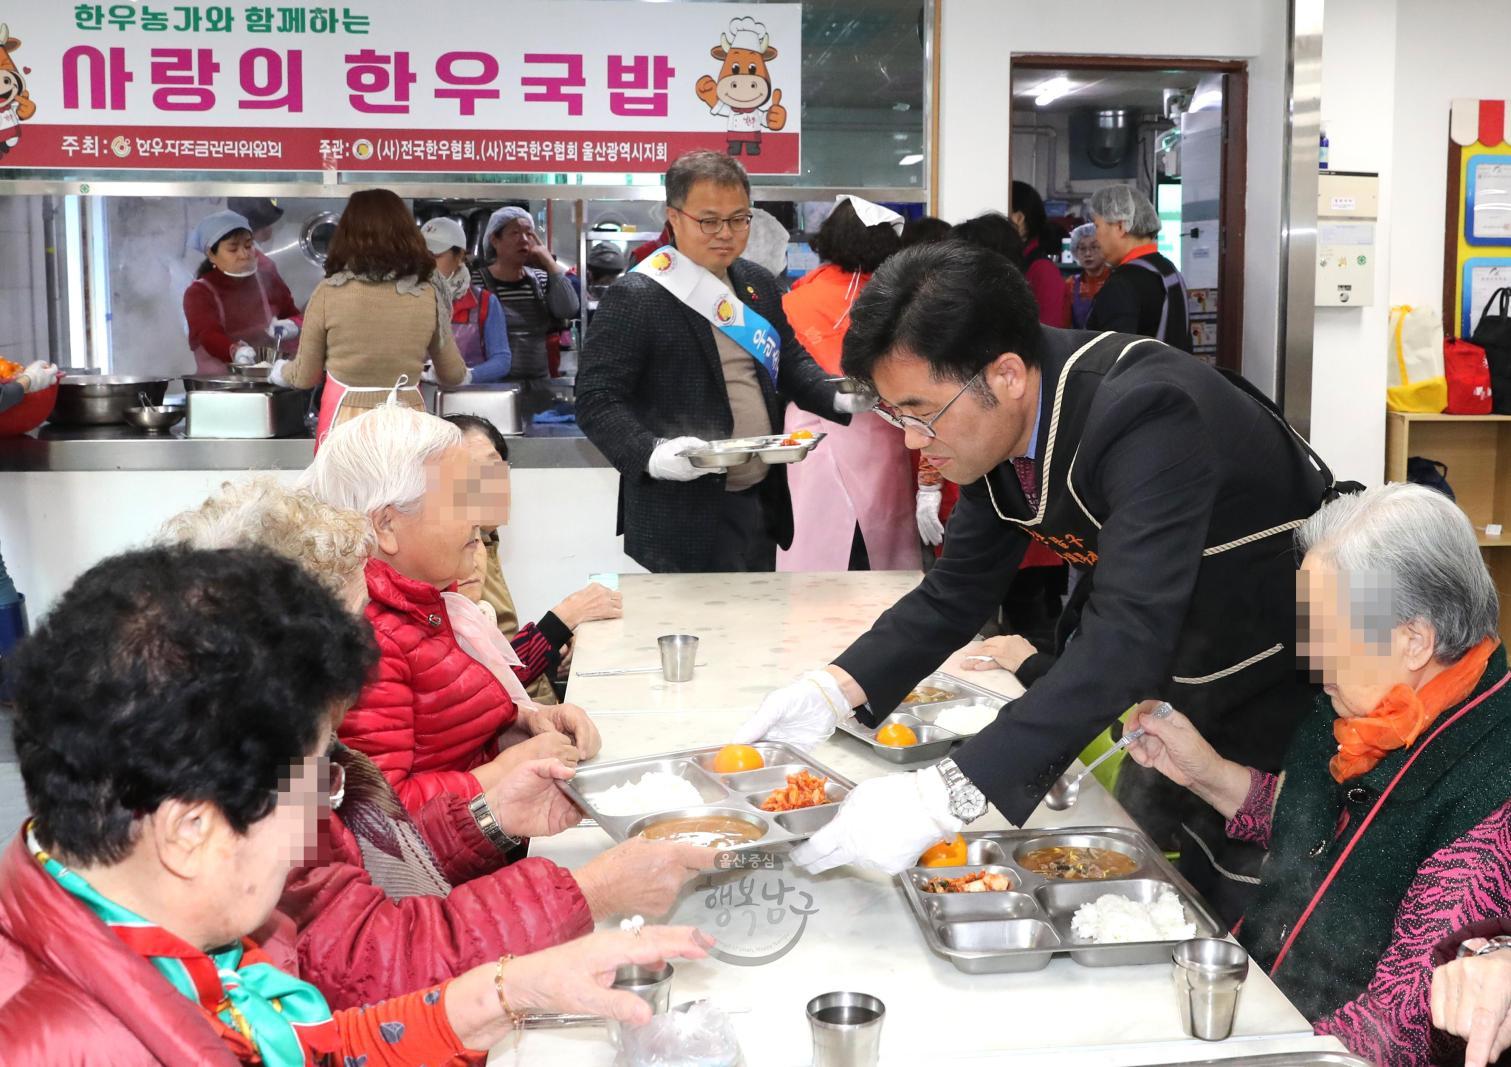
[
  {"left": 444, "top": 412, "right": 509, "bottom": 463},
  {"left": 194, "top": 227, "right": 255, "bottom": 279},
  {"left": 900, "top": 215, "right": 951, "bottom": 249},
  {"left": 11, "top": 546, "right": 377, "bottom": 865},
  {"left": 665, "top": 150, "right": 750, "bottom": 209},
  {"left": 810, "top": 199, "right": 902, "bottom": 275},
  {"left": 948, "top": 213, "right": 1025, "bottom": 269},
  {"left": 840, "top": 242, "right": 1042, "bottom": 386},
  {"left": 1010, "top": 181, "right": 1061, "bottom": 261}
]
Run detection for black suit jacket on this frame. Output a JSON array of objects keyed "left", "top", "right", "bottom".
[
  {"left": 835, "top": 327, "right": 1332, "bottom": 822},
  {"left": 576, "top": 257, "right": 845, "bottom": 572}
]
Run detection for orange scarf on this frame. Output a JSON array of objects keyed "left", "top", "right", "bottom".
[{"left": 1330, "top": 637, "right": 1499, "bottom": 782}]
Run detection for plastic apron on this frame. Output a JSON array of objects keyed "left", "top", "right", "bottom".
[
  {"left": 188, "top": 271, "right": 275, "bottom": 376},
  {"left": 314, "top": 373, "right": 424, "bottom": 448},
  {"left": 776, "top": 266, "right": 916, "bottom": 571}
]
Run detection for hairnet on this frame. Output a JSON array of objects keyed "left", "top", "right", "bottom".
[
  {"left": 1088, "top": 185, "right": 1160, "bottom": 238},
  {"left": 483, "top": 206, "right": 533, "bottom": 243},
  {"left": 192, "top": 210, "right": 252, "bottom": 255}
]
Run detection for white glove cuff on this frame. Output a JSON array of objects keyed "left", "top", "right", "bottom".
[
  {"left": 268, "top": 359, "right": 294, "bottom": 389},
  {"left": 917, "top": 766, "right": 964, "bottom": 835},
  {"left": 804, "top": 670, "right": 850, "bottom": 715}
]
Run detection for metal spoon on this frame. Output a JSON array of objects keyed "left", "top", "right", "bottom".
[{"left": 1042, "top": 701, "right": 1173, "bottom": 811}]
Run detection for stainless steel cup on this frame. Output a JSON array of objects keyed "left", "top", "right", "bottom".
[
  {"left": 807, "top": 991, "right": 885, "bottom": 1067},
  {"left": 1172, "top": 938, "right": 1249, "bottom": 1041},
  {"left": 658, "top": 634, "right": 699, "bottom": 682},
  {"left": 605, "top": 961, "right": 674, "bottom": 1049}
]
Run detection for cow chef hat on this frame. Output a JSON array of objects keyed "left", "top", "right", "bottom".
[{"left": 836, "top": 195, "right": 905, "bottom": 235}]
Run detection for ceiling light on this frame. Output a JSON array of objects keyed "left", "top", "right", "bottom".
[
  {"left": 898, "top": 153, "right": 924, "bottom": 166},
  {"left": 1031, "top": 76, "right": 1075, "bottom": 107}
]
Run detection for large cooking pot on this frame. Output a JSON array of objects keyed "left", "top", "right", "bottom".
[
  {"left": 182, "top": 374, "right": 271, "bottom": 392},
  {"left": 49, "top": 375, "right": 170, "bottom": 426}
]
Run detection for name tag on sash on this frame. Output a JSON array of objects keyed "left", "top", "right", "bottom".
[{"left": 634, "top": 245, "right": 779, "bottom": 384}]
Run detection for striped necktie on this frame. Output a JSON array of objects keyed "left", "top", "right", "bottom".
[{"left": 1012, "top": 456, "right": 1039, "bottom": 511}]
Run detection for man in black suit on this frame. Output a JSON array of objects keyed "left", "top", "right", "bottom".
[
  {"left": 577, "top": 152, "right": 846, "bottom": 572},
  {"left": 737, "top": 243, "right": 1340, "bottom": 918}
]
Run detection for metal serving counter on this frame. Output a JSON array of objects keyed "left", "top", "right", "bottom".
[{"left": 0, "top": 422, "right": 608, "bottom": 472}]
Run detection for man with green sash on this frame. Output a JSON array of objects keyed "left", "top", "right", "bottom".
[{"left": 577, "top": 151, "right": 849, "bottom": 573}]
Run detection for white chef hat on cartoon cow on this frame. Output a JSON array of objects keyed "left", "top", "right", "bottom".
[{"left": 723, "top": 16, "right": 771, "bottom": 54}]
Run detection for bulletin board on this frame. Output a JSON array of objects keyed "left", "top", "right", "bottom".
[{"left": 1445, "top": 100, "right": 1511, "bottom": 337}]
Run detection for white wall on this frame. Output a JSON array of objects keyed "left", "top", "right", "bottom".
[
  {"left": 1310, "top": 0, "right": 1397, "bottom": 486},
  {"left": 938, "top": 0, "right": 1288, "bottom": 393},
  {"left": 0, "top": 198, "right": 49, "bottom": 366}
]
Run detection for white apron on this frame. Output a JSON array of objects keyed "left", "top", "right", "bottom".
[{"left": 314, "top": 373, "right": 424, "bottom": 448}]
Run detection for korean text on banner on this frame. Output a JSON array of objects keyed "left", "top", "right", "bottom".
[{"left": 0, "top": 2, "right": 802, "bottom": 174}]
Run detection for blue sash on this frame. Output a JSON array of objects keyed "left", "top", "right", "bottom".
[{"left": 634, "top": 245, "right": 779, "bottom": 383}]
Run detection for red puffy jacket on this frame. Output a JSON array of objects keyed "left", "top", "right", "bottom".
[
  {"left": 0, "top": 831, "right": 480, "bottom": 1065},
  {"left": 341, "top": 558, "right": 519, "bottom": 870},
  {"left": 283, "top": 803, "right": 592, "bottom": 1011}
]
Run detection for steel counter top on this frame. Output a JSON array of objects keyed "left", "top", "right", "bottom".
[{"left": 0, "top": 422, "right": 609, "bottom": 472}]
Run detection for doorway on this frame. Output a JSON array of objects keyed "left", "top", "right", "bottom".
[{"left": 1010, "top": 56, "right": 1248, "bottom": 373}]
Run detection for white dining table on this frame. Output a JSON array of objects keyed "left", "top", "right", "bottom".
[{"left": 490, "top": 572, "right": 1347, "bottom": 1066}]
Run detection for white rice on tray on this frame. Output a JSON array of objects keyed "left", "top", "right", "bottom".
[
  {"left": 934, "top": 703, "right": 999, "bottom": 736},
  {"left": 587, "top": 771, "right": 704, "bottom": 816},
  {"left": 1070, "top": 887, "right": 1196, "bottom": 944}
]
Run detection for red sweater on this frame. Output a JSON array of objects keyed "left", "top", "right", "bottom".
[{"left": 182, "top": 254, "right": 300, "bottom": 369}]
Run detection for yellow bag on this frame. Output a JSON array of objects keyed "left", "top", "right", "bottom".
[{"left": 1386, "top": 305, "right": 1447, "bottom": 413}]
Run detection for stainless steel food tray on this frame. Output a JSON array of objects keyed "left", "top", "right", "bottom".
[
  {"left": 1148, "top": 1051, "right": 1378, "bottom": 1057},
  {"left": 562, "top": 742, "right": 856, "bottom": 853},
  {"left": 899, "top": 826, "right": 1224, "bottom": 973},
  {"left": 683, "top": 432, "right": 827, "bottom": 469},
  {"left": 835, "top": 671, "right": 1008, "bottom": 764}
]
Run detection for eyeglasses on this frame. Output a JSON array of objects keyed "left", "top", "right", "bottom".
[
  {"left": 872, "top": 372, "right": 982, "bottom": 440},
  {"left": 671, "top": 207, "right": 754, "bottom": 236}
]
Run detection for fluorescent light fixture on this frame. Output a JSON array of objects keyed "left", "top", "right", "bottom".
[
  {"left": 1031, "top": 76, "right": 1074, "bottom": 107},
  {"left": 898, "top": 153, "right": 924, "bottom": 166}
]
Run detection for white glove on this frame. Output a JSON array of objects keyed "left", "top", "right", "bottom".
[
  {"left": 792, "top": 767, "right": 962, "bottom": 876},
  {"left": 231, "top": 341, "right": 258, "bottom": 366},
  {"left": 833, "top": 383, "right": 877, "bottom": 414},
  {"left": 916, "top": 486, "right": 944, "bottom": 546},
  {"left": 732, "top": 670, "right": 848, "bottom": 746},
  {"left": 271, "top": 317, "right": 300, "bottom": 341},
  {"left": 18, "top": 361, "right": 59, "bottom": 393},
  {"left": 647, "top": 436, "right": 714, "bottom": 482},
  {"left": 268, "top": 359, "right": 295, "bottom": 389},
  {"left": 420, "top": 362, "right": 438, "bottom": 384}
]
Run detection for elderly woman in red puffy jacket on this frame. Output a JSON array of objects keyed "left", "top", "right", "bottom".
[
  {"left": 162, "top": 475, "right": 716, "bottom": 1010},
  {"left": 298, "top": 403, "right": 601, "bottom": 872}
]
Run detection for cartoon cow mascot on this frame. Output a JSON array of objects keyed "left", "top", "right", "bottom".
[
  {"left": 696, "top": 16, "right": 787, "bottom": 158},
  {"left": 0, "top": 24, "right": 35, "bottom": 159}
]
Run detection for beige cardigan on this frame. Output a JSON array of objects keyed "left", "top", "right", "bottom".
[{"left": 286, "top": 276, "right": 467, "bottom": 390}]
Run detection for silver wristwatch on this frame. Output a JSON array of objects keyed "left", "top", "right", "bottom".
[
  {"left": 937, "top": 758, "right": 988, "bottom": 823},
  {"left": 469, "top": 794, "right": 522, "bottom": 852}
]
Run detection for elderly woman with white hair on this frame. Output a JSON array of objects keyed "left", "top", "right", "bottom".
[
  {"left": 163, "top": 478, "right": 717, "bottom": 1011},
  {"left": 297, "top": 405, "right": 601, "bottom": 876},
  {"left": 471, "top": 206, "right": 579, "bottom": 385},
  {"left": 1085, "top": 184, "right": 1194, "bottom": 352},
  {"left": 1125, "top": 483, "right": 1511, "bottom": 1066},
  {"left": 1064, "top": 222, "right": 1110, "bottom": 329}
]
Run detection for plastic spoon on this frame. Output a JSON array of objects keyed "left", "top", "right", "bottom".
[{"left": 1042, "top": 701, "right": 1174, "bottom": 811}]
